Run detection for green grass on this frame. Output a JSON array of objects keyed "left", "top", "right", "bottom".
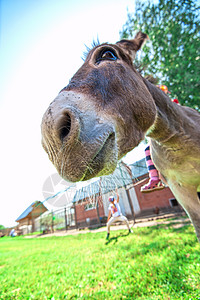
[{"left": 0, "top": 222, "right": 200, "bottom": 299}]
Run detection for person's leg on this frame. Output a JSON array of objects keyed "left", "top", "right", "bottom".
[
  {"left": 106, "top": 217, "right": 116, "bottom": 238},
  {"left": 118, "top": 215, "right": 132, "bottom": 233},
  {"left": 145, "top": 145, "right": 159, "bottom": 180},
  {"left": 141, "top": 145, "right": 165, "bottom": 193}
]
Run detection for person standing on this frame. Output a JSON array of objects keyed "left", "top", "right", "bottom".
[
  {"left": 106, "top": 191, "right": 132, "bottom": 239},
  {"left": 9, "top": 228, "right": 16, "bottom": 237}
]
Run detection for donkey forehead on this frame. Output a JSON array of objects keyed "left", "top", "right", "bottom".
[{"left": 84, "top": 31, "right": 149, "bottom": 64}]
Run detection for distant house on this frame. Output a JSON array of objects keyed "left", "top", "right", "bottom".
[
  {"left": 16, "top": 201, "right": 48, "bottom": 234},
  {"left": 72, "top": 159, "right": 183, "bottom": 228}
]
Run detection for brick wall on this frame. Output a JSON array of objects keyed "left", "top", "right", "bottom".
[
  {"left": 134, "top": 178, "right": 176, "bottom": 211},
  {"left": 75, "top": 196, "right": 105, "bottom": 226}
]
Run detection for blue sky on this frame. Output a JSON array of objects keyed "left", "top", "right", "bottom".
[
  {"left": 0, "top": 0, "right": 147, "bottom": 227},
  {"left": 0, "top": 0, "right": 134, "bottom": 98}
]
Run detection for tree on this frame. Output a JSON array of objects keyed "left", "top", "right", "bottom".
[
  {"left": 0, "top": 225, "right": 5, "bottom": 230},
  {"left": 40, "top": 214, "right": 63, "bottom": 231},
  {"left": 120, "top": 0, "right": 200, "bottom": 110}
]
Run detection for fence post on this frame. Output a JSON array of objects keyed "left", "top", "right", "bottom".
[
  {"left": 51, "top": 210, "right": 54, "bottom": 233},
  {"left": 65, "top": 207, "right": 68, "bottom": 231},
  {"left": 95, "top": 195, "right": 101, "bottom": 225},
  {"left": 73, "top": 203, "right": 78, "bottom": 229},
  {"left": 40, "top": 215, "right": 42, "bottom": 233}
]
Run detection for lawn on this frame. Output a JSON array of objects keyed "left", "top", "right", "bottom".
[{"left": 0, "top": 221, "right": 200, "bottom": 300}]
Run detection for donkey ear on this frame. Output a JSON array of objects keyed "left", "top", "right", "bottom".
[{"left": 116, "top": 31, "right": 149, "bottom": 61}]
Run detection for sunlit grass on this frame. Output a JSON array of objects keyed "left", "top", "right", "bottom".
[{"left": 0, "top": 222, "right": 199, "bottom": 299}]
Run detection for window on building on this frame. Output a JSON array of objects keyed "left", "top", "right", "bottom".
[
  {"left": 169, "top": 198, "right": 179, "bottom": 207},
  {"left": 84, "top": 202, "right": 96, "bottom": 211}
]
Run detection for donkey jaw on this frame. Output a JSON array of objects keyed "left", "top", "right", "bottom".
[{"left": 80, "top": 133, "right": 118, "bottom": 181}]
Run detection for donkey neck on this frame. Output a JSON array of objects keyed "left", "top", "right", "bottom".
[{"left": 144, "top": 79, "right": 186, "bottom": 146}]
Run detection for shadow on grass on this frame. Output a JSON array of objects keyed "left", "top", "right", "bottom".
[
  {"left": 105, "top": 231, "right": 130, "bottom": 245},
  {"left": 134, "top": 221, "right": 192, "bottom": 237}
]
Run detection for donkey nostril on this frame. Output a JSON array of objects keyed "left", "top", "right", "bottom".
[{"left": 59, "top": 113, "right": 71, "bottom": 142}]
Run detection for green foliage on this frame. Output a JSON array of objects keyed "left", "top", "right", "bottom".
[
  {"left": 40, "top": 214, "right": 64, "bottom": 231},
  {"left": 120, "top": 0, "right": 200, "bottom": 110},
  {"left": 0, "top": 221, "right": 200, "bottom": 299},
  {"left": 40, "top": 214, "right": 52, "bottom": 230},
  {"left": 0, "top": 225, "right": 5, "bottom": 230}
]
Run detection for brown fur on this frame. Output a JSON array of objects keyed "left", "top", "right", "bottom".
[{"left": 41, "top": 32, "right": 200, "bottom": 241}]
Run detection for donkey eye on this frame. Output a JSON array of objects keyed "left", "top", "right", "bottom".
[
  {"left": 101, "top": 50, "right": 117, "bottom": 60},
  {"left": 96, "top": 49, "right": 118, "bottom": 64}
]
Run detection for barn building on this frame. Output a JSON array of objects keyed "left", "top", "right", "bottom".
[{"left": 16, "top": 201, "right": 48, "bottom": 234}]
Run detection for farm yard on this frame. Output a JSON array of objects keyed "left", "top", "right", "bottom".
[
  {"left": 1, "top": 219, "right": 200, "bottom": 300},
  {"left": 1, "top": 2, "right": 199, "bottom": 299}
]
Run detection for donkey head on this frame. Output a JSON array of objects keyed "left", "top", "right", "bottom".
[{"left": 41, "top": 32, "right": 156, "bottom": 182}]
